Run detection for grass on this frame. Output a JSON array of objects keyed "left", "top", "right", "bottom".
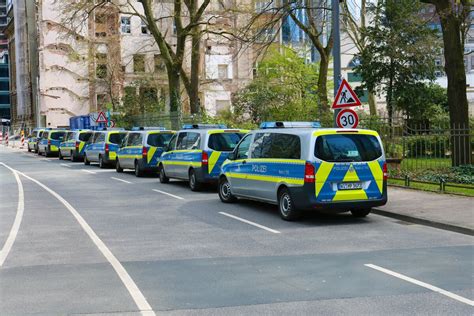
[
  {"left": 400, "top": 157, "right": 451, "bottom": 171},
  {"left": 388, "top": 178, "right": 474, "bottom": 197}
]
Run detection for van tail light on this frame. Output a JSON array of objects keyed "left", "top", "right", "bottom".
[
  {"left": 142, "top": 146, "right": 148, "bottom": 159},
  {"left": 202, "top": 151, "right": 209, "bottom": 166},
  {"left": 304, "top": 162, "right": 315, "bottom": 183},
  {"left": 75, "top": 141, "right": 80, "bottom": 150},
  {"left": 105, "top": 143, "right": 109, "bottom": 154},
  {"left": 383, "top": 162, "right": 388, "bottom": 180},
  {"left": 47, "top": 140, "right": 51, "bottom": 145}
]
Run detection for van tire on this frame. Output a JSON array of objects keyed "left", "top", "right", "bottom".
[
  {"left": 116, "top": 159, "right": 123, "bottom": 173},
  {"left": 99, "top": 155, "right": 106, "bottom": 169},
  {"left": 28, "top": 146, "right": 31, "bottom": 152},
  {"left": 134, "top": 160, "right": 144, "bottom": 177},
  {"left": 84, "top": 154, "right": 90, "bottom": 165},
  {"left": 351, "top": 208, "right": 371, "bottom": 218},
  {"left": 159, "top": 165, "right": 169, "bottom": 183},
  {"left": 189, "top": 169, "right": 202, "bottom": 191},
  {"left": 218, "top": 177, "right": 237, "bottom": 203},
  {"left": 278, "top": 187, "right": 301, "bottom": 221},
  {"left": 59, "top": 151, "right": 64, "bottom": 160}
]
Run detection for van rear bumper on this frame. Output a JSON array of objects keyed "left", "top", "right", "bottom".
[{"left": 289, "top": 182, "right": 388, "bottom": 212}]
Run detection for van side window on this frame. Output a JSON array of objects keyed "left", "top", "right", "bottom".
[
  {"left": 177, "top": 132, "right": 201, "bottom": 150},
  {"left": 271, "top": 134, "right": 301, "bottom": 159},
  {"left": 42, "top": 132, "right": 49, "bottom": 139},
  {"left": 235, "top": 134, "right": 252, "bottom": 160},
  {"left": 127, "top": 133, "right": 142, "bottom": 146},
  {"left": 167, "top": 134, "right": 178, "bottom": 151},
  {"left": 79, "top": 132, "right": 92, "bottom": 142},
  {"left": 250, "top": 133, "right": 272, "bottom": 159},
  {"left": 96, "top": 133, "right": 106, "bottom": 143}
]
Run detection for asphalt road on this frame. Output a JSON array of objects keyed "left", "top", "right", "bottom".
[{"left": 0, "top": 146, "right": 473, "bottom": 316}]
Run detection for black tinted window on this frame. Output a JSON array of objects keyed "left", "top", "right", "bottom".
[
  {"left": 208, "top": 133, "right": 245, "bottom": 151},
  {"left": 79, "top": 132, "right": 92, "bottom": 142},
  {"left": 109, "top": 133, "right": 126, "bottom": 144},
  {"left": 271, "top": 134, "right": 301, "bottom": 159},
  {"left": 50, "top": 132, "right": 65, "bottom": 140},
  {"left": 315, "top": 134, "right": 382, "bottom": 162},
  {"left": 147, "top": 133, "right": 173, "bottom": 147},
  {"left": 251, "top": 133, "right": 272, "bottom": 158}
]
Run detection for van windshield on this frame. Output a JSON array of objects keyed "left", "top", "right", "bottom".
[
  {"left": 208, "top": 133, "right": 245, "bottom": 151},
  {"left": 315, "top": 134, "right": 382, "bottom": 162},
  {"left": 147, "top": 133, "right": 173, "bottom": 147}
]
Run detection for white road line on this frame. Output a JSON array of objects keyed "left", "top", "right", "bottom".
[
  {"left": 1, "top": 163, "right": 155, "bottom": 316},
  {"left": 219, "top": 212, "right": 281, "bottom": 234},
  {"left": 40, "top": 158, "right": 51, "bottom": 162},
  {"left": 60, "top": 163, "right": 71, "bottom": 168},
  {"left": 365, "top": 263, "right": 474, "bottom": 306},
  {"left": 152, "top": 189, "right": 184, "bottom": 200},
  {"left": 93, "top": 169, "right": 117, "bottom": 173},
  {"left": 0, "top": 164, "right": 25, "bottom": 267},
  {"left": 81, "top": 169, "right": 96, "bottom": 174},
  {"left": 111, "top": 177, "right": 132, "bottom": 184}
]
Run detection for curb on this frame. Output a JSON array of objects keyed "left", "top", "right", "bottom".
[{"left": 372, "top": 208, "right": 474, "bottom": 236}]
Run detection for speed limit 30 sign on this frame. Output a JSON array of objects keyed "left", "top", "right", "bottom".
[{"left": 336, "top": 108, "right": 359, "bottom": 128}]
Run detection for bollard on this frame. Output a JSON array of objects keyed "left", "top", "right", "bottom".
[
  {"left": 5, "top": 131, "right": 8, "bottom": 146},
  {"left": 404, "top": 175, "right": 410, "bottom": 187},
  {"left": 439, "top": 179, "right": 445, "bottom": 192},
  {"left": 20, "top": 131, "right": 25, "bottom": 148}
]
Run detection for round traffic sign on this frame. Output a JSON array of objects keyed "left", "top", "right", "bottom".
[{"left": 336, "top": 108, "right": 359, "bottom": 128}]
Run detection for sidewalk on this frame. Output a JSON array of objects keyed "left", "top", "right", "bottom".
[{"left": 374, "top": 187, "right": 474, "bottom": 236}]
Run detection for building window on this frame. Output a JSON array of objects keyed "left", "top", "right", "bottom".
[
  {"left": 134, "top": 54, "right": 145, "bottom": 73},
  {"left": 121, "top": 16, "right": 131, "bottom": 34},
  {"left": 172, "top": 21, "right": 177, "bottom": 35},
  {"left": 141, "top": 20, "right": 149, "bottom": 34},
  {"left": 96, "top": 53, "right": 107, "bottom": 79},
  {"left": 218, "top": 64, "right": 229, "bottom": 79},
  {"left": 154, "top": 54, "right": 165, "bottom": 72}
]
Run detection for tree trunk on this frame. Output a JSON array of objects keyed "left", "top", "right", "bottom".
[
  {"left": 317, "top": 53, "right": 329, "bottom": 112},
  {"left": 368, "top": 90, "right": 377, "bottom": 116},
  {"left": 167, "top": 67, "right": 181, "bottom": 129},
  {"left": 189, "top": 30, "right": 201, "bottom": 114},
  {"left": 435, "top": 1, "right": 471, "bottom": 166}
]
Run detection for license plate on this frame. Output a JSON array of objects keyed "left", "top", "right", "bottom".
[{"left": 338, "top": 182, "right": 362, "bottom": 190}]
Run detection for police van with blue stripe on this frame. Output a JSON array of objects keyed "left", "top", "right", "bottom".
[
  {"left": 158, "top": 124, "right": 248, "bottom": 191},
  {"left": 59, "top": 130, "right": 93, "bottom": 161},
  {"left": 116, "top": 127, "right": 175, "bottom": 177},
  {"left": 84, "top": 129, "right": 127, "bottom": 168},
  {"left": 218, "top": 122, "right": 388, "bottom": 220}
]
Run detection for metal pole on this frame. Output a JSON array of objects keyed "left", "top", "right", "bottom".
[{"left": 332, "top": 0, "right": 341, "bottom": 127}]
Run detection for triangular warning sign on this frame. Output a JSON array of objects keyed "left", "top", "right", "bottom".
[
  {"left": 332, "top": 79, "right": 362, "bottom": 109},
  {"left": 96, "top": 111, "right": 108, "bottom": 123}
]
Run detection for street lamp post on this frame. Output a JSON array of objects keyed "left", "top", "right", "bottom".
[{"left": 332, "top": 0, "right": 341, "bottom": 127}]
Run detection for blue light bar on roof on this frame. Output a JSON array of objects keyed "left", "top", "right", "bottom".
[
  {"left": 259, "top": 121, "right": 321, "bottom": 129},
  {"left": 131, "top": 126, "right": 166, "bottom": 131},
  {"left": 182, "top": 124, "right": 227, "bottom": 129}
]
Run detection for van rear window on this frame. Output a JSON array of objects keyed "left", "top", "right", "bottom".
[
  {"left": 50, "top": 132, "right": 65, "bottom": 140},
  {"left": 147, "top": 133, "right": 173, "bottom": 147},
  {"left": 208, "top": 133, "right": 245, "bottom": 151},
  {"left": 315, "top": 134, "right": 382, "bottom": 162}
]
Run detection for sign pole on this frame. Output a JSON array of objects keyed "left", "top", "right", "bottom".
[{"left": 332, "top": 0, "right": 341, "bottom": 127}]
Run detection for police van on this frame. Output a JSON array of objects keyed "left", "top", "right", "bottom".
[
  {"left": 218, "top": 122, "right": 387, "bottom": 220},
  {"left": 37, "top": 129, "right": 67, "bottom": 157},
  {"left": 59, "top": 130, "right": 93, "bottom": 161},
  {"left": 116, "top": 128, "right": 175, "bottom": 176},
  {"left": 159, "top": 124, "right": 248, "bottom": 191},
  {"left": 27, "top": 128, "right": 50, "bottom": 153},
  {"left": 84, "top": 129, "right": 127, "bottom": 168}
]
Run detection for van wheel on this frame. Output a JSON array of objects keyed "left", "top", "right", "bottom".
[
  {"left": 278, "top": 187, "right": 301, "bottom": 221},
  {"left": 28, "top": 146, "right": 31, "bottom": 152},
  {"left": 189, "top": 169, "right": 202, "bottom": 191},
  {"left": 134, "top": 160, "right": 144, "bottom": 177},
  {"left": 159, "top": 165, "right": 169, "bottom": 183},
  {"left": 351, "top": 208, "right": 371, "bottom": 218},
  {"left": 218, "top": 177, "right": 237, "bottom": 203},
  {"left": 45, "top": 150, "right": 50, "bottom": 158},
  {"left": 59, "top": 152, "right": 64, "bottom": 160},
  {"left": 99, "top": 155, "right": 106, "bottom": 169},
  {"left": 116, "top": 159, "right": 123, "bottom": 173},
  {"left": 84, "top": 154, "right": 90, "bottom": 165}
]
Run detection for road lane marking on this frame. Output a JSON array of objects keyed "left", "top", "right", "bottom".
[
  {"left": 219, "top": 212, "right": 281, "bottom": 234},
  {"left": 365, "top": 263, "right": 474, "bottom": 306},
  {"left": 81, "top": 169, "right": 96, "bottom": 174},
  {"left": 152, "top": 189, "right": 184, "bottom": 200},
  {"left": 60, "top": 163, "right": 71, "bottom": 168},
  {"left": 0, "top": 164, "right": 25, "bottom": 267},
  {"left": 93, "top": 169, "right": 117, "bottom": 173},
  {"left": 1, "top": 164, "right": 155, "bottom": 316},
  {"left": 40, "top": 158, "right": 52, "bottom": 162},
  {"left": 111, "top": 177, "right": 132, "bottom": 184}
]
